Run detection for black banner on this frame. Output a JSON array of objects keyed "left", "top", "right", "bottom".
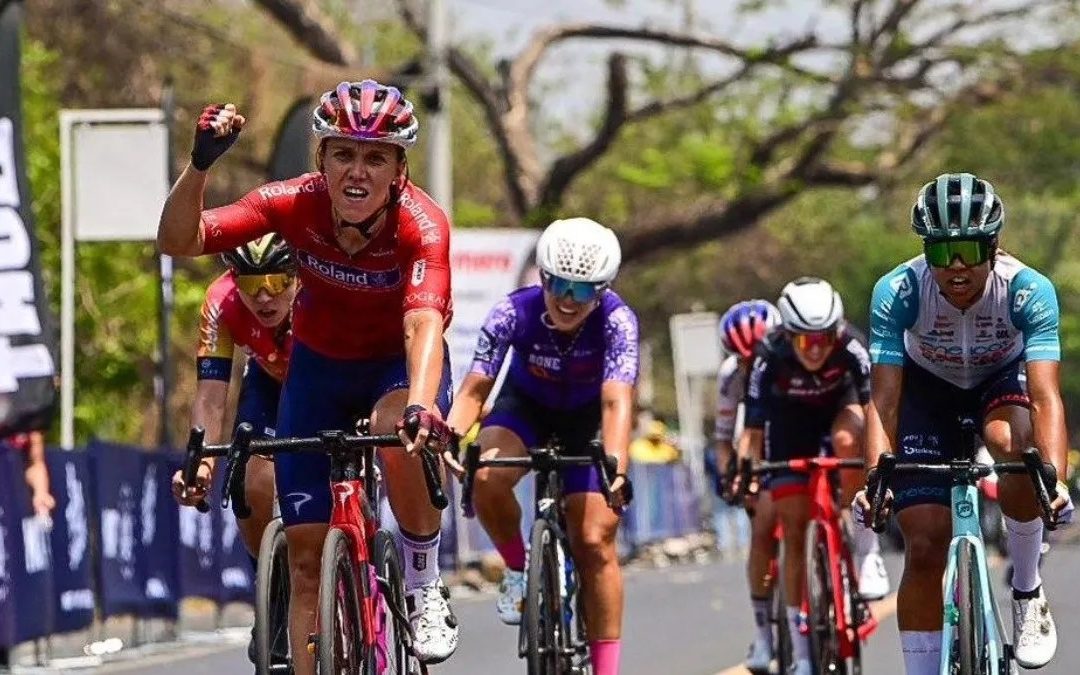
[
  {"left": 268, "top": 96, "right": 315, "bottom": 181},
  {"left": 0, "top": 0, "right": 57, "bottom": 436}
]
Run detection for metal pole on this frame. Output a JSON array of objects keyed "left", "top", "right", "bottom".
[
  {"left": 426, "top": 0, "right": 452, "bottom": 210},
  {"left": 59, "top": 112, "right": 75, "bottom": 450},
  {"left": 157, "top": 80, "right": 176, "bottom": 448}
]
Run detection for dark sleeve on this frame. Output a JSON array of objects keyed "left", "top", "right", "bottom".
[
  {"left": 844, "top": 336, "right": 872, "bottom": 405},
  {"left": 743, "top": 354, "right": 774, "bottom": 429}
]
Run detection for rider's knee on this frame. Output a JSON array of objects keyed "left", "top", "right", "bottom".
[
  {"left": 983, "top": 418, "right": 1027, "bottom": 456},
  {"left": 288, "top": 546, "right": 323, "bottom": 595},
  {"left": 570, "top": 527, "right": 616, "bottom": 572},
  {"left": 832, "top": 427, "right": 860, "bottom": 456},
  {"left": 473, "top": 466, "right": 515, "bottom": 501},
  {"left": 903, "top": 532, "right": 948, "bottom": 572}
]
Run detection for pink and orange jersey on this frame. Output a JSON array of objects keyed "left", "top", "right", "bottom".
[
  {"left": 200, "top": 174, "right": 452, "bottom": 359},
  {"left": 196, "top": 272, "right": 291, "bottom": 382}
]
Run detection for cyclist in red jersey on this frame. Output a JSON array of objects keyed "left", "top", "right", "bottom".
[
  {"left": 158, "top": 80, "right": 459, "bottom": 670},
  {"left": 169, "top": 234, "right": 296, "bottom": 664}
]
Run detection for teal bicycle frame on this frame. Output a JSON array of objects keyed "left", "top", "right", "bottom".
[
  {"left": 939, "top": 480, "right": 1011, "bottom": 674},
  {"left": 869, "top": 423, "right": 1058, "bottom": 675}
]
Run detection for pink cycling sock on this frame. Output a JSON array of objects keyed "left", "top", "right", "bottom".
[
  {"left": 590, "top": 639, "right": 621, "bottom": 675},
  {"left": 495, "top": 532, "right": 527, "bottom": 572}
]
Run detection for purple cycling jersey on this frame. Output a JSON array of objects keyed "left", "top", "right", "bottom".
[{"left": 470, "top": 286, "right": 639, "bottom": 409}]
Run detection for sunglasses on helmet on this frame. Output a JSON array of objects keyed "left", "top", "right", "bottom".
[
  {"left": 923, "top": 238, "right": 993, "bottom": 269},
  {"left": 236, "top": 273, "right": 294, "bottom": 298},
  {"left": 789, "top": 330, "right": 837, "bottom": 353},
  {"left": 541, "top": 272, "right": 606, "bottom": 303}
]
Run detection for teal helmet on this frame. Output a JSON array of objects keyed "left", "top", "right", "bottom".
[{"left": 911, "top": 173, "right": 1004, "bottom": 240}]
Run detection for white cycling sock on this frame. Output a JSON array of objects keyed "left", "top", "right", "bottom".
[
  {"left": 751, "top": 596, "right": 773, "bottom": 648},
  {"left": 786, "top": 606, "right": 809, "bottom": 661},
  {"left": 1004, "top": 516, "right": 1043, "bottom": 593},
  {"left": 851, "top": 522, "right": 880, "bottom": 558},
  {"left": 400, "top": 528, "right": 441, "bottom": 592},
  {"left": 900, "top": 631, "right": 941, "bottom": 675}
]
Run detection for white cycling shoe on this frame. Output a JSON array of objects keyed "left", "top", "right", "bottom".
[
  {"left": 1012, "top": 586, "right": 1057, "bottom": 669},
  {"left": 857, "top": 551, "right": 890, "bottom": 600},
  {"left": 789, "top": 657, "right": 813, "bottom": 675},
  {"left": 744, "top": 637, "right": 773, "bottom": 674},
  {"left": 496, "top": 569, "right": 526, "bottom": 625},
  {"left": 406, "top": 579, "right": 459, "bottom": 664}
]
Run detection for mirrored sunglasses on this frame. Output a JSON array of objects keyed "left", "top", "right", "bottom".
[
  {"left": 542, "top": 272, "right": 605, "bottom": 303},
  {"left": 924, "top": 238, "right": 992, "bottom": 268},
  {"left": 790, "top": 330, "right": 837, "bottom": 352},
  {"left": 236, "top": 273, "right": 294, "bottom": 298}
]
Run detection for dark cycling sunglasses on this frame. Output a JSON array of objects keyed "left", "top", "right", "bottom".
[
  {"left": 790, "top": 330, "right": 836, "bottom": 352},
  {"left": 923, "top": 239, "right": 993, "bottom": 269},
  {"left": 541, "top": 272, "right": 605, "bottom": 303}
]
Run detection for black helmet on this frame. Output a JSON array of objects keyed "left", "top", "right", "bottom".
[{"left": 220, "top": 234, "right": 295, "bottom": 275}]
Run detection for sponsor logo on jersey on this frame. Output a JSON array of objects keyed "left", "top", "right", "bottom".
[
  {"left": 1013, "top": 284, "right": 1036, "bottom": 312},
  {"left": 257, "top": 176, "right": 326, "bottom": 200},
  {"left": 411, "top": 260, "right": 426, "bottom": 285},
  {"left": 397, "top": 191, "right": 440, "bottom": 232},
  {"left": 299, "top": 251, "right": 402, "bottom": 290}
]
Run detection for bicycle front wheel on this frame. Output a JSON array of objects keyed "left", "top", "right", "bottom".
[
  {"left": 317, "top": 527, "right": 366, "bottom": 675},
  {"left": 526, "top": 518, "right": 565, "bottom": 675},
  {"left": 805, "top": 520, "right": 842, "bottom": 673},
  {"left": 955, "top": 540, "right": 986, "bottom": 675},
  {"left": 255, "top": 518, "right": 290, "bottom": 675},
  {"left": 373, "top": 530, "right": 411, "bottom": 675}
]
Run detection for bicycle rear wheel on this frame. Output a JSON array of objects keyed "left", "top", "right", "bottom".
[
  {"left": 317, "top": 527, "right": 366, "bottom": 675},
  {"left": 806, "top": 521, "right": 842, "bottom": 673},
  {"left": 526, "top": 518, "right": 566, "bottom": 675},
  {"left": 373, "top": 530, "right": 411, "bottom": 674},
  {"left": 773, "top": 554, "right": 793, "bottom": 675},
  {"left": 255, "top": 518, "right": 291, "bottom": 675},
  {"left": 955, "top": 540, "right": 986, "bottom": 675}
]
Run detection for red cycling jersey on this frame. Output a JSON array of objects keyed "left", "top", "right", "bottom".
[
  {"left": 201, "top": 174, "right": 453, "bottom": 359},
  {"left": 196, "top": 271, "right": 291, "bottom": 382}
]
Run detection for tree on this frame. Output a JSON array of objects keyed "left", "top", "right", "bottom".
[{"left": 251, "top": 0, "right": 1079, "bottom": 260}]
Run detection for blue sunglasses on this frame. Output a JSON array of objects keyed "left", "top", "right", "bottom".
[{"left": 542, "top": 272, "right": 606, "bottom": 303}]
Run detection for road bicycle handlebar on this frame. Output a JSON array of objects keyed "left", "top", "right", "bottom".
[
  {"left": 181, "top": 422, "right": 449, "bottom": 513},
  {"left": 867, "top": 449, "right": 1059, "bottom": 533},
  {"left": 734, "top": 456, "right": 866, "bottom": 503},
  {"left": 457, "top": 439, "right": 625, "bottom": 517}
]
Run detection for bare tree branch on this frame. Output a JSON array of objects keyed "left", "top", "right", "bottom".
[{"left": 251, "top": 0, "right": 355, "bottom": 65}]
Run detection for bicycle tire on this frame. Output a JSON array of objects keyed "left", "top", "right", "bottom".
[
  {"left": 773, "top": 554, "right": 793, "bottom": 675},
  {"left": 373, "top": 530, "right": 410, "bottom": 675},
  {"left": 526, "top": 519, "right": 564, "bottom": 675},
  {"left": 255, "top": 518, "right": 290, "bottom": 675},
  {"left": 806, "top": 520, "right": 842, "bottom": 673},
  {"left": 955, "top": 540, "right": 986, "bottom": 675},
  {"left": 317, "top": 527, "right": 365, "bottom": 675},
  {"left": 840, "top": 551, "right": 862, "bottom": 675}
]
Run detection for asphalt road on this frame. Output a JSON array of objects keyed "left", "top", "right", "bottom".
[{"left": 24, "top": 544, "right": 1080, "bottom": 674}]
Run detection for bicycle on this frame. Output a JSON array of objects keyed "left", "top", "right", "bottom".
[
  {"left": 723, "top": 464, "right": 792, "bottom": 675},
  {"left": 457, "top": 439, "right": 626, "bottom": 675},
  {"left": 867, "top": 418, "right": 1059, "bottom": 675},
  {"left": 183, "top": 420, "right": 448, "bottom": 675},
  {"left": 738, "top": 456, "right": 879, "bottom": 675}
]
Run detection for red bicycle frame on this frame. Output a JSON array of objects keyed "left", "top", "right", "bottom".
[
  {"left": 785, "top": 457, "right": 878, "bottom": 654},
  {"left": 745, "top": 456, "right": 878, "bottom": 661},
  {"left": 328, "top": 476, "right": 384, "bottom": 659}
]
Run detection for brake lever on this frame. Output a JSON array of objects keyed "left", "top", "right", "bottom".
[
  {"left": 420, "top": 448, "right": 449, "bottom": 510},
  {"left": 461, "top": 442, "right": 481, "bottom": 518},
  {"left": 223, "top": 423, "right": 254, "bottom": 519},
  {"left": 182, "top": 427, "right": 210, "bottom": 514},
  {"left": 1021, "top": 449, "right": 1058, "bottom": 531},
  {"left": 869, "top": 454, "right": 896, "bottom": 534}
]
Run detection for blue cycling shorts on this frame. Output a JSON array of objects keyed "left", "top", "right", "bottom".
[
  {"left": 235, "top": 360, "right": 281, "bottom": 439},
  {"left": 274, "top": 340, "right": 453, "bottom": 525},
  {"left": 892, "top": 357, "right": 1028, "bottom": 512}
]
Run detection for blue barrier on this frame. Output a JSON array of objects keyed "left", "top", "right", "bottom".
[
  {"left": 44, "top": 450, "right": 94, "bottom": 634},
  {"left": 0, "top": 443, "right": 705, "bottom": 648}
]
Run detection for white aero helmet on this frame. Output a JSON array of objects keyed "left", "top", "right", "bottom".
[
  {"left": 535, "top": 217, "right": 622, "bottom": 283},
  {"left": 777, "top": 277, "right": 844, "bottom": 332}
]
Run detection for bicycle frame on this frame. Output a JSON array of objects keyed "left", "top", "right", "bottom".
[
  {"left": 939, "top": 481, "right": 1010, "bottom": 674},
  {"left": 799, "top": 458, "right": 879, "bottom": 654}
]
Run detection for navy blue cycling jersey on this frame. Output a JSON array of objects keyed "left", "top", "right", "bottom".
[{"left": 744, "top": 326, "right": 871, "bottom": 430}]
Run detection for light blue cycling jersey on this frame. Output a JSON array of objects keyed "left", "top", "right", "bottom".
[{"left": 869, "top": 252, "right": 1060, "bottom": 389}]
